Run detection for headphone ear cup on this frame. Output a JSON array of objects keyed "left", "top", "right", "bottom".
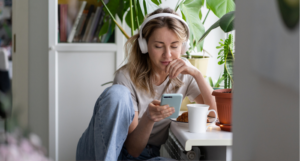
[
  {"left": 138, "top": 38, "right": 148, "bottom": 54},
  {"left": 185, "top": 39, "right": 190, "bottom": 52},
  {"left": 181, "top": 42, "right": 187, "bottom": 54},
  {"left": 181, "top": 40, "right": 190, "bottom": 54}
]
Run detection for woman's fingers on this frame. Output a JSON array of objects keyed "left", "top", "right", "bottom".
[
  {"left": 167, "top": 59, "right": 188, "bottom": 78},
  {"left": 170, "top": 64, "right": 185, "bottom": 78},
  {"left": 173, "top": 65, "right": 186, "bottom": 78},
  {"left": 167, "top": 59, "right": 178, "bottom": 75},
  {"left": 151, "top": 100, "right": 161, "bottom": 106},
  {"left": 148, "top": 104, "right": 175, "bottom": 121},
  {"left": 169, "top": 62, "right": 182, "bottom": 78},
  {"left": 165, "top": 59, "right": 175, "bottom": 73}
]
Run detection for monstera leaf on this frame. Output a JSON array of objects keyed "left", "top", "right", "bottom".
[
  {"left": 179, "top": 0, "right": 205, "bottom": 52},
  {"left": 197, "top": 11, "right": 235, "bottom": 45},
  {"left": 100, "top": 0, "right": 161, "bottom": 36},
  {"left": 142, "top": 0, "right": 160, "bottom": 15},
  {"left": 220, "top": 11, "right": 234, "bottom": 32},
  {"left": 125, "top": 0, "right": 145, "bottom": 31},
  {"left": 206, "top": 0, "right": 235, "bottom": 18}
]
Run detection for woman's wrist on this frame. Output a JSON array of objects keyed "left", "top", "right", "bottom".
[
  {"left": 191, "top": 68, "right": 202, "bottom": 78},
  {"left": 143, "top": 111, "right": 156, "bottom": 124}
]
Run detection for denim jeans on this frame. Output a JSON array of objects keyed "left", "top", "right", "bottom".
[{"left": 76, "top": 84, "right": 176, "bottom": 161}]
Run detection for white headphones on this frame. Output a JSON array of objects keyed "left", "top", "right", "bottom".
[{"left": 138, "top": 13, "right": 190, "bottom": 54}]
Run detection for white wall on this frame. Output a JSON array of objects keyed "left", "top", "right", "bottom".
[{"left": 233, "top": 0, "right": 299, "bottom": 160}]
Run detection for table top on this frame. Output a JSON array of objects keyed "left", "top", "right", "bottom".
[{"left": 170, "top": 121, "right": 232, "bottom": 151}]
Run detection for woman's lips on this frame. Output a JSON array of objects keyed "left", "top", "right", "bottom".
[{"left": 161, "top": 61, "right": 170, "bottom": 66}]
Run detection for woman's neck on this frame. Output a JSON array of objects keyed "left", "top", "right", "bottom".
[{"left": 152, "top": 69, "right": 169, "bottom": 86}]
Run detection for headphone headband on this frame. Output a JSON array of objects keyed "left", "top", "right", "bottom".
[{"left": 139, "top": 13, "right": 190, "bottom": 40}]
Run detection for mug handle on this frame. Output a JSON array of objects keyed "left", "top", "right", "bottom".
[{"left": 206, "top": 110, "right": 217, "bottom": 130}]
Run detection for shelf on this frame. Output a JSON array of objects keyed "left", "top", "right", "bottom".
[
  {"left": 53, "top": 43, "right": 118, "bottom": 52},
  {"left": 170, "top": 121, "right": 232, "bottom": 151}
]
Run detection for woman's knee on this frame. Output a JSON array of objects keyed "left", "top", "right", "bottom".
[
  {"left": 106, "top": 84, "right": 131, "bottom": 98},
  {"left": 96, "top": 84, "right": 133, "bottom": 114}
]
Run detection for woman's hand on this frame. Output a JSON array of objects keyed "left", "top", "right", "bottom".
[
  {"left": 166, "top": 59, "right": 198, "bottom": 79},
  {"left": 146, "top": 100, "right": 175, "bottom": 122}
]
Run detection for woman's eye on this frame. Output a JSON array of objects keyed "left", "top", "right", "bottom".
[
  {"left": 171, "top": 46, "right": 178, "bottom": 49},
  {"left": 155, "top": 46, "right": 163, "bottom": 48}
]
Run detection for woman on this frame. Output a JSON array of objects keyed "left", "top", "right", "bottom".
[{"left": 76, "top": 7, "right": 217, "bottom": 161}]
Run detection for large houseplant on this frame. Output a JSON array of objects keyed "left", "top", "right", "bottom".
[
  {"left": 180, "top": 10, "right": 235, "bottom": 110},
  {"left": 212, "top": 33, "right": 234, "bottom": 132}
]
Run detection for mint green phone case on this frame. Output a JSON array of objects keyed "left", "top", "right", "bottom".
[{"left": 160, "top": 94, "right": 183, "bottom": 119}]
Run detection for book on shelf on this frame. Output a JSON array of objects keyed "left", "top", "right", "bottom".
[
  {"left": 79, "top": 4, "right": 95, "bottom": 42},
  {"left": 58, "top": 4, "right": 61, "bottom": 42},
  {"left": 92, "top": 12, "right": 105, "bottom": 42},
  {"left": 59, "top": 4, "right": 68, "bottom": 42},
  {"left": 57, "top": 0, "right": 114, "bottom": 43},
  {"left": 82, "top": 13, "right": 94, "bottom": 42},
  {"left": 86, "top": 6, "right": 101, "bottom": 42},
  {"left": 73, "top": 10, "right": 87, "bottom": 42},
  {"left": 67, "top": 1, "right": 87, "bottom": 43}
]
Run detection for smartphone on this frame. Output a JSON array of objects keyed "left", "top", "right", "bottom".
[{"left": 160, "top": 93, "right": 183, "bottom": 119}]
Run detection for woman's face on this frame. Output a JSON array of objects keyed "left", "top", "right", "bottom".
[{"left": 147, "top": 26, "right": 183, "bottom": 73}]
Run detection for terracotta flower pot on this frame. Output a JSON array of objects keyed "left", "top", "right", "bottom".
[{"left": 212, "top": 89, "right": 232, "bottom": 125}]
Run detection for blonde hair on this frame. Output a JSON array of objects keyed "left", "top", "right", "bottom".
[{"left": 118, "top": 7, "right": 189, "bottom": 97}]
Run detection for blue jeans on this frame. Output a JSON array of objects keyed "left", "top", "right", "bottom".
[{"left": 76, "top": 84, "right": 176, "bottom": 161}]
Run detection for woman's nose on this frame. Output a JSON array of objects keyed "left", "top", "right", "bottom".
[{"left": 164, "top": 47, "right": 172, "bottom": 57}]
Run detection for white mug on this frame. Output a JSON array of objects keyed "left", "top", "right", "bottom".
[{"left": 187, "top": 104, "right": 217, "bottom": 133}]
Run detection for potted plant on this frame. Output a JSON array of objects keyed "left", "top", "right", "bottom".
[{"left": 211, "top": 33, "right": 234, "bottom": 132}]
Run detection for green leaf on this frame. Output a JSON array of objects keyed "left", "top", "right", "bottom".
[
  {"left": 98, "top": 16, "right": 110, "bottom": 37},
  {"left": 206, "top": 0, "right": 235, "bottom": 18},
  {"left": 215, "top": 75, "right": 225, "bottom": 87},
  {"left": 116, "top": 0, "right": 126, "bottom": 22},
  {"left": 105, "top": 0, "right": 122, "bottom": 18},
  {"left": 197, "top": 19, "right": 220, "bottom": 44},
  {"left": 199, "top": 10, "right": 202, "bottom": 20},
  {"left": 101, "top": 81, "right": 114, "bottom": 86},
  {"left": 208, "top": 77, "right": 214, "bottom": 87},
  {"left": 139, "top": 0, "right": 147, "bottom": 16},
  {"left": 218, "top": 49, "right": 224, "bottom": 55},
  {"left": 181, "top": 10, "right": 186, "bottom": 21},
  {"left": 144, "top": 0, "right": 160, "bottom": 15},
  {"left": 197, "top": 11, "right": 235, "bottom": 45},
  {"left": 220, "top": 11, "right": 235, "bottom": 32},
  {"left": 215, "top": 74, "right": 225, "bottom": 87},
  {"left": 180, "top": 0, "right": 205, "bottom": 51},
  {"left": 125, "top": 1, "right": 145, "bottom": 31},
  {"left": 225, "top": 47, "right": 234, "bottom": 83},
  {"left": 150, "top": 0, "right": 162, "bottom": 6}
]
